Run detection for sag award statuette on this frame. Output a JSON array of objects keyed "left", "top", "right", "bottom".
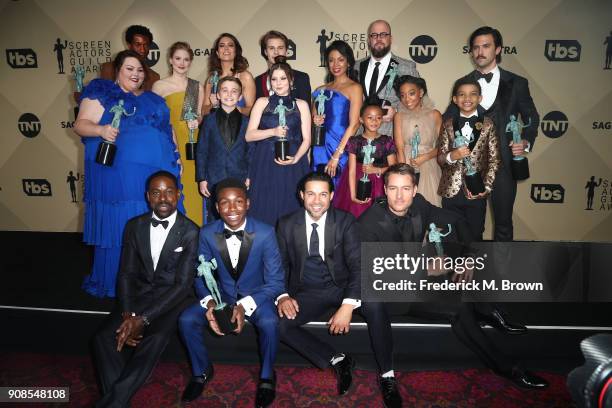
[
  {"left": 505, "top": 115, "right": 532, "bottom": 181},
  {"left": 210, "top": 71, "right": 220, "bottom": 111},
  {"left": 312, "top": 90, "right": 332, "bottom": 146},
  {"left": 183, "top": 106, "right": 198, "bottom": 160},
  {"left": 74, "top": 65, "right": 85, "bottom": 93},
  {"left": 454, "top": 130, "right": 485, "bottom": 195},
  {"left": 428, "top": 223, "right": 452, "bottom": 256},
  {"left": 411, "top": 124, "right": 421, "bottom": 170},
  {"left": 95, "top": 99, "right": 136, "bottom": 166},
  {"left": 274, "top": 98, "right": 295, "bottom": 161},
  {"left": 357, "top": 139, "right": 376, "bottom": 201},
  {"left": 381, "top": 62, "right": 399, "bottom": 115},
  {"left": 197, "top": 255, "right": 237, "bottom": 334}
]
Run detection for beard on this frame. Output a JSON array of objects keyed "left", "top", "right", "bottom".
[{"left": 370, "top": 44, "right": 391, "bottom": 59}]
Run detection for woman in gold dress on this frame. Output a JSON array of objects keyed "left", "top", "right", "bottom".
[{"left": 153, "top": 42, "right": 205, "bottom": 224}]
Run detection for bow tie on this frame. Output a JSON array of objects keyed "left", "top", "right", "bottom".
[
  {"left": 459, "top": 116, "right": 478, "bottom": 128},
  {"left": 151, "top": 218, "right": 169, "bottom": 229},
  {"left": 223, "top": 228, "right": 244, "bottom": 241},
  {"left": 475, "top": 71, "right": 494, "bottom": 83}
]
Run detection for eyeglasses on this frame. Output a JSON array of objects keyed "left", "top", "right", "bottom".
[{"left": 369, "top": 32, "right": 390, "bottom": 40}]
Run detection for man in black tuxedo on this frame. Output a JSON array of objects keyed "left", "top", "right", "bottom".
[
  {"left": 358, "top": 164, "right": 548, "bottom": 392},
  {"left": 445, "top": 26, "right": 539, "bottom": 242},
  {"left": 254, "top": 30, "right": 311, "bottom": 101},
  {"left": 92, "top": 171, "right": 199, "bottom": 407},
  {"left": 276, "top": 172, "right": 360, "bottom": 397}
]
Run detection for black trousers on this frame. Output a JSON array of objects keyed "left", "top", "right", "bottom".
[
  {"left": 442, "top": 191, "right": 487, "bottom": 242},
  {"left": 490, "top": 166, "right": 517, "bottom": 242},
  {"left": 360, "top": 301, "right": 514, "bottom": 375},
  {"left": 92, "top": 298, "right": 192, "bottom": 408}
]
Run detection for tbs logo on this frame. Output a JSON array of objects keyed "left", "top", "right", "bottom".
[
  {"left": 22, "top": 179, "right": 52, "bottom": 197},
  {"left": 6, "top": 48, "right": 38, "bottom": 68},
  {"left": 541, "top": 111, "right": 569, "bottom": 138},
  {"left": 286, "top": 39, "right": 296, "bottom": 60},
  {"left": 531, "top": 184, "right": 564, "bottom": 203},
  {"left": 408, "top": 35, "right": 438, "bottom": 64},
  {"left": 146, "top": 41, "right": 160, "bottom": 67},
  {"left": 18, "top": 113, "right": 41, "bottom": 138},
  {"left": 545, "top": 40, "right": 581, "bottom": 62}
]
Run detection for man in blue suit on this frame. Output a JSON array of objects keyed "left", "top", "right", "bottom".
[
  {"left": 179, "top": 178, "right": 284, "bottom": 407},
  {"left": 196, "top": 77, "right": 251, "bottom": 223}
]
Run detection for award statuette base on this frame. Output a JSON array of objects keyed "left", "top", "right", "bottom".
[
  {"left": 275, "top": 138, "right": 289, "bottom": 161},
  {"left": 185, "top": 142, "right": 196, "bottom": 160},
  {"left": 465, "top": 173, "right": 485, "bottom": 196},
  {"left": 357, "top": 179, "right": 372, "bottom": 201},
  {"left": 95, "top": 141, "right": 116, "bottom": 166},
  {"left": 312, "top": 125, "right": 326, "bottom": 146},
  {"left": 511, "top": 156, "right": 530, "bottom": 181},
  {"left": 213, "top": 304, "right": 238, "bottom": 335}
]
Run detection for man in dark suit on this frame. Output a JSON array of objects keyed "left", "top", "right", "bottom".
[
  {"left": 254, "top": 30, "right": 311, "bottom": 101},
  {"left": 179, "top": 178, "right": 284, "bottom": 408},
  {"left": 92, "top": 171, "right": 199, "bottom": 408},
  {"left": 358, "top": 164, "right": 548, "bottom": 393},
  {"left": 354, "top": 19, "right": 420, "bottom": 137},
  {"left": 276, "top": 172, "right": 360, "bottom": 397},
  {"left": 445, "top": 26, "right": 539, "bottom": 242}
]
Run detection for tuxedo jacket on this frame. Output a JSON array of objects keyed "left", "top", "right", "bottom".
[
  {"left": 195, "top": 218, "right": 284, "bottom": 306},
  {"left": 436, "top": 114, "right": 500, "bottom": 198},
  {"left": 117, "top": 212, "right": 199, "bottom": 323},
  {"left": 358, "top": 195, "right": 473, "bottom": 245},
  {"left": 195, "top": 110, "right": 250, "bottom": 186},
  {"left": 444, "top": 68, "right": 539, "bottom": 170},
  {"left": 276, "top": 208, "right": 361, "bottom": 299},
  {"left": 255, "top": 69, "right": 312, "bottom": 102}
]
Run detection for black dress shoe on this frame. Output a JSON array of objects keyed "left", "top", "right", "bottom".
[
  {"left": 255, "top": 374, "right": 276, "bottom": 408},
  {"left": 379, "top": 376, "right": 402, "bottom": 408},
  {"left": 506, "top": 368, "right": 549, "bottom": 389},
  {"left": 480, "top": 309, "right": 527, "bottom": 335},
  {"left": 331, "top": 354, "right": 355, "bottom": 395},
  {"left": 181, "top": 365, "right": 214, "bottom": 402}
]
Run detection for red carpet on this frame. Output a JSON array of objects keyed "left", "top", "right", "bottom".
[{"left": 0, "top": 352, "right": 573, "bottom": 407}]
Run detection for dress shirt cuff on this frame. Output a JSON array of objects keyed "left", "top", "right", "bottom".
[
  {"left": 275, "top": 293, "right": 289, "bottom": 305},
  {"left": 199, "top": 295, "right": 214, "bottom": 309},
  {"left": 524, "top": 142, "right": 531, "bottom": 153},
  {"left": 342, "top": 298, "right": 361, "bottom": 309},
  {"left": 237, "top": 296, "right": 257, "bottom": 317},
  {"left": 446, "top": 152, "right": 457, "bottom": 164}
]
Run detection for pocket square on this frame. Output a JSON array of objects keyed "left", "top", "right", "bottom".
[{"left": 173, "top": 247, "right": 183, "bottom": 253}]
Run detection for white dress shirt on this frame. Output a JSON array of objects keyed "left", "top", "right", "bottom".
[
  {"left": 365, "top": 52, "right": 392, "bottom": 97},
  {"left": 277, "top": 211, "right": 360, "bottom": 308},
  {"left": 446, "top": 111, "right": 478, "bottom": 165},
  {"left": 200, "top": 219, "right": 257, "bottom": 317},
  {"left": 150, "top": 210, "right": 177, "bottom": 270},
  {"left": 478, "top": 65, "right": 500, "bottom": 111}
]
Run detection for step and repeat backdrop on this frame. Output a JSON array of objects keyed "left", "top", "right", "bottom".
[{"left": 0, "top": 0, "right": 610, "bottom": 240}]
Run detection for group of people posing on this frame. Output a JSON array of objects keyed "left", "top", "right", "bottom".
[{"left": 73, "top": 20, "right": 544, "bottom": 408}]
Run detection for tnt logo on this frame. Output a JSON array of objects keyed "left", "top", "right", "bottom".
[
  {"left": 146, "top": 41, "right": 160, "bottom": 67},
  {"left": 541, "top": 111, "right": 569, "bottom": 138},
  {"left": 545, "top": 40, "right": 581, "bottom": 62},
  {"left": 408, "top": 35, "right": 438, "bottom": 64},
  {"left": 286, "top": 39, "right": 296, "bottom": 60},
  {"left": 22, "top": 179, "right": 52, "bottom": 197},
  {"left": 531, "top": 184, "right": 564, "bottom": 203},
  {"left": 18, "top": 113, "right": 41, "bottom": 138},
  {"left": 6, "top": 48, "right": 38, "bottom": 68}
]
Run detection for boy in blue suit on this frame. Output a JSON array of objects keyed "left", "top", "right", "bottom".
[
  {"left": 196, "top": 77, "right": 251, "bottom": 223},
  {"left": 179, "top": 178, "right": 284, "bottom": 408}
]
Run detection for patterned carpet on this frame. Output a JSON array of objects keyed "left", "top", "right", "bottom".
[{"left": 0, "top": 352, "right": 573, "bottom": 407}]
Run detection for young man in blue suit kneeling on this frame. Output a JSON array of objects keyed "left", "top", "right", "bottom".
[{"left": 179, "top": 178, "right": 284, "bottom": 407}]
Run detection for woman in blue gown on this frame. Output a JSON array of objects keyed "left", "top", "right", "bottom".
[
  {"left": 246, "top": 58, "right": 311, "bottom": 226},
  {"left": 311, "top": 40, "right": 362, "bottom": 186},
  {"left": 74, "top": 50, "right": 182, "bottom": 297}
]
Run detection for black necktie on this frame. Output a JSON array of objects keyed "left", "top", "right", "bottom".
[
  {"left": 223, "top": 228, "right": 244, "bottom": 241},
  {"left": 368, "top": 62, "right": 380, "bottom": 99},
  {"left": 309, "top": 223, "right": 320, "bottom": 257},
  {"left": 475, "top": 70, "right": 494, "bottom": 83},
  {"left": 151, "top": 218, "right": 169, "bottom": 229}
]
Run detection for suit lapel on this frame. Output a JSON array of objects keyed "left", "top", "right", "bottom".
[
  {"left": 324, "top": 210, "right": 336, "bottom": 280},
  {"left": 154, "top": 215, "right": 183, "bottom": 275},
  {"left": 230, "top": 118, "right": 248, "bottom": 152},
  {"left": 376, "top": 57, "right": 397, "bottom": 95},
  {"left": 293, "top": 213, "right": 307, "bottom": 282},
  {"left": 137, "top": 213, "right": 155, "bottom": 278},
  {"left": 359, "top": 59, "right": 369, "bottom": 96},
  {"left": 235, "top": 219, "right": 254, "bottom": 280},
  {"left": 213, "top": 229, "right": 235, "bottom": 278},
  {"left": 410, "top": 210, "right": 423, "bottom": 243}
]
